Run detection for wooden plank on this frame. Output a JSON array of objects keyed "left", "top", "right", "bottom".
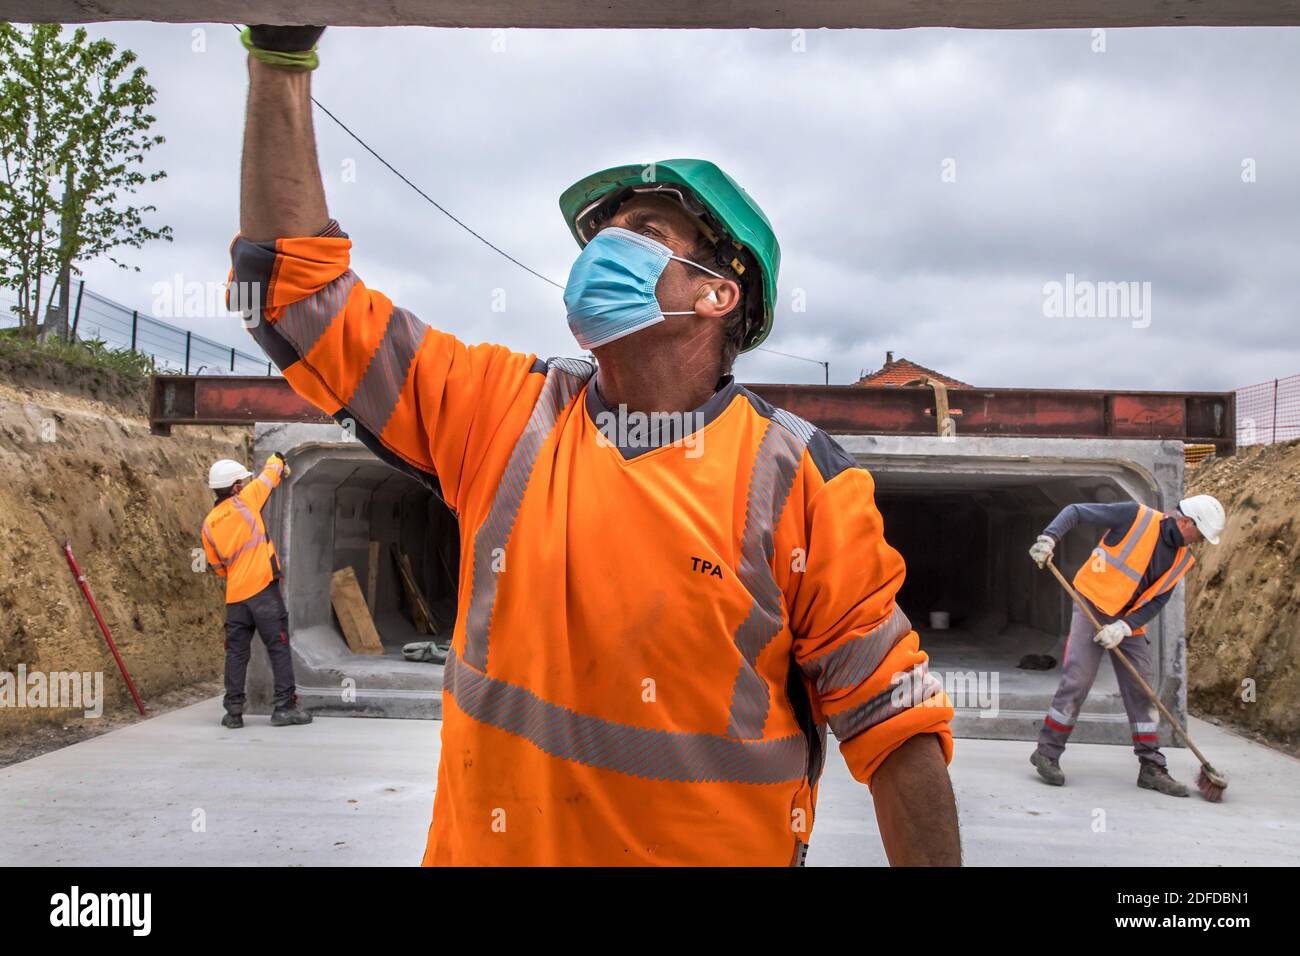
[
  {"left": 391, "top": 545, "right": 435, "bottom": 635},
  {"left": 399, "top": 554, "right": 434, "bottom": 635},
  {"left": 330, "top": 566, "right": 384, "bottom": 655},
  {"left": 366, "top": 540, "right": 380, "bottom": 612}
]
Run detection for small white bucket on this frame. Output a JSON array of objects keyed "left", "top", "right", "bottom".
[{"left": 929, "top": 611, "right": 951, "bottom": 630}]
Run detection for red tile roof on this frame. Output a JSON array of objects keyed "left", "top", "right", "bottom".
[{"left": 855, "top": 357, "right": 971, "bottom": 388}]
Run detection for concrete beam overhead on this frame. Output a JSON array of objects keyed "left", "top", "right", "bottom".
[{"left": 7, "top": 1, "right": 1300, "bottom": 29}]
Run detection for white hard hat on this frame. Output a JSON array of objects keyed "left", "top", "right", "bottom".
[
  {"left": 1178, "top": 494, "right": 1225, "bottom": 545},
  {"left": 208, "top": 459, "right": 253, "bottom": 490}
]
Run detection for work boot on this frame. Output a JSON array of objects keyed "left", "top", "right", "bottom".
[
  {"left": 221, "top": 713, "right": 243, "bottom": 729},
  {"left": 270, "top": 704, "right": 313, "bottom": 726},
  {"left": 1030, "top": 748, "right": 1065, "bottom": 786},
  {"left": 1137, "top": 762, "right": 1189, "bottom": 797}
]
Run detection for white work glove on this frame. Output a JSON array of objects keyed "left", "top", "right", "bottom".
[
  {"left": 1093, "top": 620, "right": 1132, "bottom": 649},
  {"left": 268, "top": 453, "right": 290, "bottom": 478},
  {"left": 1028, "top": 534, "right": 1055, "bottom": 568}
]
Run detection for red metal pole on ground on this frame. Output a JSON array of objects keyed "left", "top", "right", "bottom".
[{"left": 62, "top": 540, "right": 147, "bottom": 716}]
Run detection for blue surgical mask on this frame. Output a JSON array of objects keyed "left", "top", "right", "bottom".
[{"left": 563, "top": 226, "right": 726, "bottom": 350}]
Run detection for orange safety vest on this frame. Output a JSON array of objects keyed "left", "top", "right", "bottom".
[
  {"left": 201, "top": 460, "right": 285, "bottom": 604},
  {"left": 230, "top": 223, "right": 957, "bottom": 866},
  {"left": 1072, "top": 503, "right": 1195, "bottom": 634}
]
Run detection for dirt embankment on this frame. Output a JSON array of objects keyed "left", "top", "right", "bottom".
[
  {"left": 0, "top": 339, "right": 150, "bottom": 417},
  {"left": 0, "top": 379, "right": 251, "bottom": 747},
  {"left": 1185, "top": 439, "right": 1300, "bottom": 753}
]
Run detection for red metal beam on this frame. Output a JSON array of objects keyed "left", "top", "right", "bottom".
[
  {"left": 747, "top": 384, "right": 1234, "bottom": 451},
  {"left": 149, "top": 375, "right": 1236, "bottom": 452},
  {"left": 150, "top": 375, "right": 330, "bottom": 435}
]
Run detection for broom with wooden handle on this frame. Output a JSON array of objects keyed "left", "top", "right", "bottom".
[{"left": 1044, "top": 558, "right": 1228, "bottom": 802}]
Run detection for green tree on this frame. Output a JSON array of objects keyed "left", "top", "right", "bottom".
[{"left": 0, "top": 22, "right": 171, "bottom": 338}]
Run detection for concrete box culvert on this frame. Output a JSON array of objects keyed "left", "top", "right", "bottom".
[
  {"left": 845, "top": 435, "right": 1187, "bottom": 746},
  {"left": 246, "top": 422, "right": 454, "bottom": 719},
  {"left": 246, "top": 424, "right": 1187, "bottom": 746}
]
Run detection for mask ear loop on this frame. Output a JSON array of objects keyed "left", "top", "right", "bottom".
[{"left": 660, "top": 255, "right": 728, "bottom": 315}]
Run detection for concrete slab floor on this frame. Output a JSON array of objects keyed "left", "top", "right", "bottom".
[{"left": 1, "top": 697, "right": 1296, "bottom": 866}]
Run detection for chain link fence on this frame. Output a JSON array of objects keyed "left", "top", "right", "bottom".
[
  {"left": 1, "top": 281, "right": 274, "bottom": 376},
  {"left": 1236, "top": 374, "right": 1300, "bottom": 447}
]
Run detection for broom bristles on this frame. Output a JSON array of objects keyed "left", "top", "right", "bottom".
[{"left": 1196, "top": 765, "right": 1228, "bottom": 803}]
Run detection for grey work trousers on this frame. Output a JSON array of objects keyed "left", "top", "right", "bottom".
[
  {"left": 1037, "top": 605, "right": 1166, "bottom": 768},
  {"left": 224, "top": 582, "right": 297, "bottom": 714}
]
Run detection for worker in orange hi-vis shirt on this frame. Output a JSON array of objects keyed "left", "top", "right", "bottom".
[
  {"left": 232, "top": 25, "right": 959, "bottom": 866},
  {"left": 201, "top": 453, "right": 312, "bottom": 730}
]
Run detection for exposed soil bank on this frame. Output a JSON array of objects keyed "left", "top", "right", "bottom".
[
  {"left": 1185, "top": 440, "right": 1300, "bottom": 754},
  {"left": 0, "top": 379, "right": 250, "bottom": 743}
]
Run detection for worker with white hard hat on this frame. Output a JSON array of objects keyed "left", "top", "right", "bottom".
[
  {"left": 201, "top": 452, "right": 312, "bottom": 729},
  {"left": 1027, "top": 494, "right": 1226, "bottom": 795}
]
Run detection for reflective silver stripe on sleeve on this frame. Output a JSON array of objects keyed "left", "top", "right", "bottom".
[
  {"left": 799, "top": 605, "right": 912, "bottom": 695},
  {"left": 825, "top": 661, "right": 943, "bottom": 742},
  {"left": 725, "top": 413, "right": 810, "bottom": 740},
  {"left": 463, "top": 358, "right": 594, "bottom": 671},
  {"left": 347, "top": 305, "right": 426, "bottom": 437},
  {"left": 445, "top": 648, "right": 808, "bottom": 784},
  {"left": 275, "top": 269, "right": 358, "bottom": 358}
]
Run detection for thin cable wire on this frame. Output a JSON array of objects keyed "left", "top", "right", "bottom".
[
  {"left": 235, "top": 25, "right": 830, "bottom": 373},
  {"left": 755, "top": 346, "right": 825, "bottom": 366},
  {"left": 310, "top": 98, "right": 564, "bottom": 290}
]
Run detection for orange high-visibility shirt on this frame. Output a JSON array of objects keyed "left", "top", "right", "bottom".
[
  {"left": 231, "top": 222, "right": 954, "bottom": 866},
  {"left": 201, "top": 459, "right": 285, "bottom": 604}
]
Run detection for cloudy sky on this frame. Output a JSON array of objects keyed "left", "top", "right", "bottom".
[{"left": 66, "top": 23, "right": 1300, "bottom": 391}]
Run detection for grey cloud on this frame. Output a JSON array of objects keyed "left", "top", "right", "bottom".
[{"left": 72, "top": 23, "right": 1298, "bottom": 393}]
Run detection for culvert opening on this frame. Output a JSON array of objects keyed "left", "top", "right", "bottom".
[
  {"left": 873, "top": 470, "right": 1142, "bottom": 714},
  {"left": 283, "top": 456, "right": 459, "bottom": 657},
  {"left": 261, "top": 428, "right": 1182, "bottom": 734}
]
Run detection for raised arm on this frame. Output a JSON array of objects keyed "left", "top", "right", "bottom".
[
  {"left": 231, "top": 27, "right": 544, "bottom": 512},
  {"left": 236, "top": 456, "right": 286, "bottom": 513},
  {"left": 240, "top": 28, "right": 329, "bottom": 240}
]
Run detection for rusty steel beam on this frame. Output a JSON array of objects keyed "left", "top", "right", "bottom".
[
  {"left": 747, "top": 384, "right": 1235, "bottom": 452},
  {"left": 149, "top": 375, "right": 1236, "bottom": 452},
  {"left": 149, "top": 375, "right": 330, "bottom": 436}
]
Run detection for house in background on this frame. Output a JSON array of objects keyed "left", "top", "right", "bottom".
[{"left": 855, "top": 351, "right": 971, "bottom": 388}]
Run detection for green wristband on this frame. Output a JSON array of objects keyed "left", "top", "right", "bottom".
[{"left": 240, "top": 27, "right": 320, "bottom": 72}]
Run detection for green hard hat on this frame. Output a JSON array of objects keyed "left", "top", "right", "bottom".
[{"left": 558, "top": 159, "right": 780, "bottom": 353}]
